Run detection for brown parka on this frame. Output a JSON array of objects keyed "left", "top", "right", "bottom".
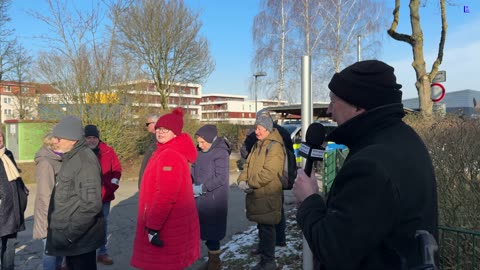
[{"left": 237, "top": 128, "right": 284, "bottom": 225}]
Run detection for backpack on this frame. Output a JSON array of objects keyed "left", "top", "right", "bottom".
[{"left": 266, "top": 141, "right": 297, "bottom": 190}]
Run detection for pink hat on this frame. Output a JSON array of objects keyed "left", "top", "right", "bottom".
[{"left": 155, "top": 107, "right": 184, "bottom": 135}]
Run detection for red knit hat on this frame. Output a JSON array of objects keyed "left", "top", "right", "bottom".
[{"left": 155, "top": 107, "right": 184, "bottom": 135}]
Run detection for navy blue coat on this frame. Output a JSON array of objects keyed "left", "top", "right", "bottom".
[{"left": 191, "top": 137, "right": 231, "bottom": 241}]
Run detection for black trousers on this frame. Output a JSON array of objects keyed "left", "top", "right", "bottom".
[
  {"left": 257, "top": 223, "right": 276, "bottom": 261},
  {"left": 66, "top": 250, "right": 97, "bottom": 270}
]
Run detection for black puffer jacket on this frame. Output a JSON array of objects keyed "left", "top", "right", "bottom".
[
  {"left": 297, "top": 104, "right": 438, "bottom": 270},
  {"left": 46, "top": 139, "right": 104, "bottom": 256}
]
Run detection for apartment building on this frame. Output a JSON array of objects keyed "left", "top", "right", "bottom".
[
  {"left": 0, "top": 81, "right": 56, "bottom": 123},
  {"left": 200, "top": 93, "right": 286, "bottom": 125}
]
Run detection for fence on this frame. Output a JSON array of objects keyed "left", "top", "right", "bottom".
[{"left": 438, "top": 226, "right": 480, "bottom": 269}]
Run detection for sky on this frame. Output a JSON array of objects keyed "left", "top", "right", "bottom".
[{"left": 9, "top": 0, "right": 480, "bottom": 101}]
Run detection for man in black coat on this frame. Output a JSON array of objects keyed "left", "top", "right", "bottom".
[
  {"left": 293, "top": 60, "right": 438, "bottom": 270},
  {"left": 240, "top": 109, "right": 293, "bottom": 250}
]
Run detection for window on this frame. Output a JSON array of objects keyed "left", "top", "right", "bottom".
[
  {"left": 4, "top": 109, "right": 11, "bottom": 115},
  {"left": 3, "top": 97, "right": 11, "bottom": 104},
  {"left": 21, "top": 87, "right": 29, "bottom": 93},
  {"left": 5, "top": 86, "right": 11, "bottom": 92}
]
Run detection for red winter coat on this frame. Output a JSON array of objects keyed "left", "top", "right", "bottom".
[
  {"left": 131, "top": 133, "right": 199, "bottom": 270},
  {"left": 96, "top": 142, "right": 122, "bottom": 203}
]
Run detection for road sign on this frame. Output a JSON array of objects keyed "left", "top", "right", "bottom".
[
  {"left": 433, "top": 70, "right": 446, "bottom": 82},
  {"left": 431, "top": 82, "right": 446, "bottom": 102}
]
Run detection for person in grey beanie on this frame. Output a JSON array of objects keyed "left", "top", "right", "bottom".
[
  {"left": 237, "top": 114, "right": 285, "bottom": 270},
  {"left": 293, "top": 60, "right": 438, "bottom": 269},
  {"left": 46, "top": 116, "right": 104, "bottom": 270}
]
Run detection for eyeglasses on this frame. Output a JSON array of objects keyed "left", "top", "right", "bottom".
[
  {"left": 145, "top": 122, "right": 155, "bottom": 127},
  {"left": 155, "top": 127, "right": 170, "bottom": 134}
]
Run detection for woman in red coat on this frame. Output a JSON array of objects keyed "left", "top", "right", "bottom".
[{"left": 131, "top": 108, "right": 200, "bottom": 270}]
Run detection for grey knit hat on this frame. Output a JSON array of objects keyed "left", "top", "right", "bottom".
[
  {"left": 52, "top": 116, "right": 84, "bottom": 141},
  {"left": 255, "top": 115, "right": 273, "bottom": 132}
]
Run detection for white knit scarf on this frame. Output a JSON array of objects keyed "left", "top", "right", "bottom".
[{"left": 0, "top": 147, "right": 20, "bottom": 181}]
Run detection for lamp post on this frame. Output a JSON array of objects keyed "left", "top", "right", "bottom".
[{"left": 253, "top": 72, "right": 267, "bottom": 113}]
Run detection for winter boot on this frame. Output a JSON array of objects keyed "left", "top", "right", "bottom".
[{"left": 207, "top": 250, "right": 222, "bottom": 270}]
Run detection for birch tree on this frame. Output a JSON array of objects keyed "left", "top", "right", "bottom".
[
  {"left": 253, "top": 0, "right": 296, "bottom": 103},
  {"left": 388, "top": 0, "right": 447, "bottom": 117}
]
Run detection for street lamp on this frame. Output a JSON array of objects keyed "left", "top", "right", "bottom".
[{"left": 253, "top": 72, "right": 267, "bottom": 113}]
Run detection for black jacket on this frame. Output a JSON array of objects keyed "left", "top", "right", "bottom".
[
  {"left": 297, "top": 104, "right": 438, "bottom": 270},
  {"left": 0, "top": 149, "right": 27, "bottom": 237},
  {"left": 46, "top": 139, "right": 104, "bottom": 256},
  {"left": 138, "top": 133, "right": 157, "bottom": 189}
]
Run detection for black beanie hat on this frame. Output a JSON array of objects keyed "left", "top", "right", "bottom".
[
  {"left": 328, "top": 60, "right": 403, "bottom": 110},
  {"left": 84, "top": 124, "right": 100, "bottom": 138},
  {"left": 195, "top": 125, "right": 217, "bottom": 143}
]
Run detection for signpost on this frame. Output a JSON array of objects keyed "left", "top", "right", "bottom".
[
  {"left": 431, "top": 70, "right": 446, "bottom": 103},
  {"left": 433, "top": 70, "right": 446, "bottom": 83},
  {"left": 431, "top": 82, "right": 446, "bottom": 102}
]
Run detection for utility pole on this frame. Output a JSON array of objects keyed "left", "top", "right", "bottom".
[{"left": 253, "top": 72, "right": 267, "bottom": 113}]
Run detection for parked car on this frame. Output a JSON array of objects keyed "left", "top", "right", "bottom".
[{"left": 282, "top": 121, "right": 337, "bottom": 144}]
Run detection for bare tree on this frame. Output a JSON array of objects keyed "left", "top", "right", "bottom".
[
  {"left": 388, "top": 0, "right": 447, "bottom": 117},
  {"left": 253, "top": 0, "right": 386, "bottom": 103},
  {"left": 114, "top": 0, "right": 215, "bottom": 109},
  {"left": 253, "top": 0, "right": 297, "bottom": 103},
  {"left": 31, "top": 0, "right": 141, "bottom": 160},
  {"left": 319, "top": 0, "right": 385, "bottom": 73},
  {"left": 7, "top": 44, "right": 36, "bottom": 119},
  {"left": 0, "top": 0, "right": 15, "bottom": 82}
]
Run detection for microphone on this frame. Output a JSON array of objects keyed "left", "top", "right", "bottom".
[{"left": 298, "top": 123, "right": 326, "bottom": 177}]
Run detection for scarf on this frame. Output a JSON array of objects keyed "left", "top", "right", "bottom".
[{"left": 0, "top": 147, "right": 20, "bottom": 181}]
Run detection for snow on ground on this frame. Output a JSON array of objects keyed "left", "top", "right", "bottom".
[{"left": 215, "top": 208, "right": 304, "bottom": 270}]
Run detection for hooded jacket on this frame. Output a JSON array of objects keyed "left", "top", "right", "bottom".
[
  {"left": 45, "top": 139, "right": 104, "bottom": 256},
  {"left": 296, "top": 104, "right": 438, "bottom": 270},
  {"left": 95, "top": 141, "right": 122, "bottom": 203},
  {"left": 238, "top": 129, "right": 284, "bottom": 225},
  {"left": 131, "top": 133, "right": 199, "bottom": 270},
  {"left": 192, "top": 136, "right": 231, "bottom": 241},
  {"left": 33, "top": 145, "right": 62, "bottom": 239}
]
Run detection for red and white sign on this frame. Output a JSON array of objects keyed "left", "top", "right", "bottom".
[{"left": 430, "top": 82, "right": 445, "bottom": 102}]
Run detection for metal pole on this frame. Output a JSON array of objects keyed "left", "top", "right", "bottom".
[
  {"left": 357, "top": 35, "right": 362, "bottom": 62},
  {"left": 254, "top": 76, "right": 258, "bottom": 113},
  {"left": 253, "top": 72, "right": 266, "bottom": 113},
  {"left": 301, "top": 55, "right": 314, "bottom": 270}
]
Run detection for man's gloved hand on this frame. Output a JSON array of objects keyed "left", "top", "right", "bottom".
[
  {"left": 238, "top": 181, "right": 253, "bottom": 194},
  {"left": 148, "top": 229, "right": 164, "bottom": 247},
  {"left": 193, "top": 184, "right": 205, "bottom": 197}
]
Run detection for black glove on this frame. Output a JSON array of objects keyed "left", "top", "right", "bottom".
[{"left": 148, "top": 229, "right": 164, "bottom": 247}]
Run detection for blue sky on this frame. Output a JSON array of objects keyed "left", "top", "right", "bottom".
[{"left": 10, "top": 0, "right": 480, "bottom": 100}]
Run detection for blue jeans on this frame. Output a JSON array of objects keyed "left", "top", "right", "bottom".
[
  {"left": 42, "top": 238, "right": 62, "bottom": 270},
  {"left": 0, "top": 234, "right": 16, "bottom": 270},
  {"left": 97, "top": 202, "right": 110, "bottom": 256}
]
